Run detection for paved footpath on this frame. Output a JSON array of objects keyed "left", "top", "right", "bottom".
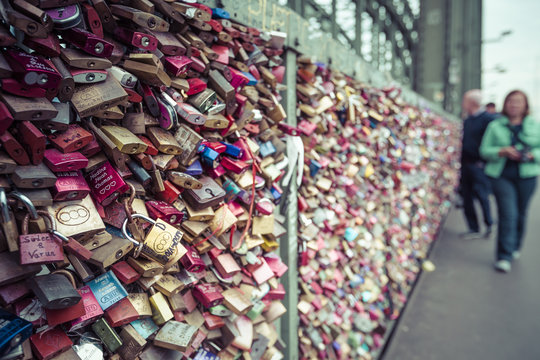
[{"left": 383, "top": 190, "right": 540, "bottom": 360}]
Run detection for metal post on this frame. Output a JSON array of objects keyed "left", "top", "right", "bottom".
[
  {"left": 330, "top": 0, "right": 337, "bottom": 39},
  {"left": 372, "top": 16, "right": 380, "bottom": 69},
  {"left": 354, "top": 0, "right": 365, "bottom": 56},
  {"left": 288, "top": 0, "right": 305, "bottom": 17},
  {"left": 279, "top": 47, "right": 299, "bottom": 360}
]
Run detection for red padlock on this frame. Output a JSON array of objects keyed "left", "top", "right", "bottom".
[
  {"left": 43, "top": 149, "right": 88, "bottom": 172},
  {"left": 19, "top": 211, "right": 64, "bottom": 266},
  {"left": 48, "top": 124, "right": 94, "bottom": 153}
]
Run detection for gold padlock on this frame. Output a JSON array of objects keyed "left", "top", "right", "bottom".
[
  {"left": 148, "top": 287, "right": 173, "bottom": 326},
  {"left": 122, "top": 214, "right": 187, "bottom": 268},
  {"left": 101, "top": 125, "right": 148, "bottom": 154}
]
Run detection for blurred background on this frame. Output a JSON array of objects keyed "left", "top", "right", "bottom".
[{"left": 276, "top": 0, "right": 537, "bottom": 116}]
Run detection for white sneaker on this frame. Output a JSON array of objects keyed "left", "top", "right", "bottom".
[
  {"left": 494, "top": 260, "right": 512, "bottom": 273},
  {"left": 512, "top": 251, "right": 521, "bottom": 260},
  {"left": 460, "top": 231, "right": 482, "bottom": 240}
]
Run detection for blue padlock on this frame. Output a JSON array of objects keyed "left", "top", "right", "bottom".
[
  {"left": 270, "top": 185, "right": 282, "bottom": 203},
  {"left": 242, "top": 71, "right": 258, "bottom": 86},
  {"left": 344, "top": 227, "right": 359, "bottom": 242},
  {"left": 87, "top": 271, "right": 127, "bottom": 311},
  {"left": 0, "top": 309, "right": 32, "bottom": 356},
  {"left": 212, "top": 8, "right": 230, "bottom": 19},
  {"left": 200, "top": 146, "right": 219, "bottom": 168},
  {"left": 259, "top": 141, "right": 276, "bottom": 158},
  {"left": 130, "top": 318, "right": 159, "bottom": 339},
  {"left": 220, "top": 142, "right": 243, "bottom": 158},
  {"left": 185, "top": 159, "right": 203, "bottom": 176},
  {"left": 194, "top": 349, "right": 220, "bottom": 360},
  {"left": 309, "top": 159, "right": 322, "bottom": 177}
]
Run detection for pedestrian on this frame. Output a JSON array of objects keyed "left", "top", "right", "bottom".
[
  {"left": 479, "top": 90, "right": 540, "bottom": 273},
  {"left": 486, "top": 102, "right": 497, "bottom": 114},
  {"left": 460, "top": 89, "right": 497, "bottom": 239}
]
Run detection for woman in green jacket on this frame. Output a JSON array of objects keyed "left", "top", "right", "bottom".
[{"left": 479, "top": 90, "right": 540, "bottom": 273}]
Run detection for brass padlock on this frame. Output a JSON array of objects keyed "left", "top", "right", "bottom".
[
  {"left": 8, "top": 191, "right": 47, "bottom": 233},
  {"left": 122, "top": 103, "right": 146, "bottom": 135},
  {"left": 148, "top": 287, "right": 173, "bottom": 326},
  {"left": 46, "top": 195, "right": 106, "bottom": 238},
  {"left": 122, "top": 214, "right": 187, "bottom": 268},
  {"left": 101, "top": 125, "right": 148, "bottom": 154},
  {"left": 146, "top": 126, "right": 182, "bottom": 155},
  {"left": 153, "top": 320, "right": 198, "bottom": 352}
]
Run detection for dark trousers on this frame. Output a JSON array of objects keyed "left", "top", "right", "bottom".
[
  {"left": 490, "top": 176, "right": 537, "bottom": 261},
  {"left": 461, "top": 162, "right": 493, "bottom": 232}
]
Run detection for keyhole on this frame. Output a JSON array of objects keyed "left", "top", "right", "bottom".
[
  {"left": 57, "top": 9, "right": 64, "bottom": 17},
  {"left": 205, "top": 188, "right": 215, "bottom": 196}
]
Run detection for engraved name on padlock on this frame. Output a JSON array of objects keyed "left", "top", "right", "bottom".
[{"left": 122, "top": 214, "right": 187, "bottom": 268}]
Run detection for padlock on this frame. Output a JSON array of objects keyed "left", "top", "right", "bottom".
[
  {"left": 153, "top": 320, "right": 198, "bottom": 352},
  {"left": 127, "top": 257, "right": 164, "bottom": 278},
  {"left": 28, "top": 270, "right": 82, "bottom": 309},
  {"left": 51, "top": 171, "right": 91, "bottom": 202},
  {"left": 70, "top": 76, "right": 128, "bottom": 118},
  {"left": 180, "top": 244, "right": 206, "bottom": 273},
  {"left": 117, "top": 325, "right": 147, "bottom": 360},
  {"left": 148, "top": 287, "right": 173, "bottom": 325},
  {"left": 88, "top": 235, "right": 134, "bottom": 269},
  {"left": 18, "top": 210, "right": 64, "bottom": 265},
  {"left": 12, "top": 163, "right": 57, "bottom": 189},
  {"left": 146, "top": 126, "right": 182, "bottom": 155},
  {"left": 92, "top": 317, "right": 123, "bottom": 353},
  {"left": 69, "top": 285, "right": 103, "bottom": 331},
  {"left": 145, "top": 200, "right": 183, "bottom": 225},
  {"left": 101, "top": 125, "right": 148, "bottom": 154},
  {"left": 44, "top": 291, "right": 86, "bottom": 327},
  {"left": 30, "top": 328, "right": 72, "bottom": 360},
  {"left": 110, "top": 5, "right": 169, "bottom": 32},
  {"left": 127, "top": 293, "right": 153, "bottom": 319},
  {"left": 122, "top": 214, "right": 187, "bottom": 268},
  {"left": 104, "top": 296, "right": 139, "bottom": 327},
  {"left": 48, "top": 124, "right": 94, "bottom": 154},
  {"left": 61, "top": 48, "right": 112, "bottom": 70},
  {"left": 0, "top": 131, "right": 29, "bottom": 166},
  {"left": 122, "top": 103, "right": 146, "bottom": 135},
  {"left": 44, "top": 149, "right": 88, "bottom": 173},
  {"left": 154, "top": 275, "right": 184, "bottom": 297},
  {"left": 111, "top": 261, "right": 141, "bottom": 285},
  {"left": 46, "top": 194, "right": 106, "bottom": 238},
  {"left": 127, "top": 160, "right": 152, "bottom": 187},
  {"left": 85, "top": 161, "right": 129, "bottom": 206},
  {"left": 70, "top": 67, "right": 108, "bottom": 84},
  {"left": 62, "top": 27, "right": 114, "bottom": 58},
  {"left": 182, "top": 176, "right": 226, "bottom": 211},
  {"left": 45, "top": 3, "right": 82, "bottom": 28},
  {"left": 87, "top": 271, "right": 128, "bottom": 311},
  {"left": 0, "top": 309, "right": 32, "bottom": 356},
  {"left": 3, "top": 49, "right": 61, "bottom": 89}
]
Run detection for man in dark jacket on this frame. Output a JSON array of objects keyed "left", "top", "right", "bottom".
[{"left": 460, "top": 89, "right": 497, "bottom": 239}]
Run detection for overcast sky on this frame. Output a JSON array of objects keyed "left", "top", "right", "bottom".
[{"left": 482, "top": 0, "right": 540, "bottom": 112}]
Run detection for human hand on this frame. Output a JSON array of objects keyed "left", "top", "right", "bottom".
[{"left": 498, "top": 147, "right": 522, "bottom": 161}]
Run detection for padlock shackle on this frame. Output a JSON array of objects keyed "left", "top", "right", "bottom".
[
  {"left": 22, "top": 210, "right": 56, "bottom": 235},
  {"left": 51, "top": 230, "right": 70, "bottom": 244},
  {"left": 8, "top": 191, "right": 39, "bottom": 220},
  {"left": 51, "top": 269, "right": 77, "bottom": 289},
  {"left": 0, "top": 189, "right": 9, "bottom": 222},
  {"left": 121, "top": 213, "right": 155, "bottom": 245}
]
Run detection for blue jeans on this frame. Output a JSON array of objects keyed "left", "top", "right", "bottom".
[
  {"left": 461, "top": 162, "right": 493, "bottom": 232},
  {"left": 490, "top": 176, "right": 537, "bottom": 261}
]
